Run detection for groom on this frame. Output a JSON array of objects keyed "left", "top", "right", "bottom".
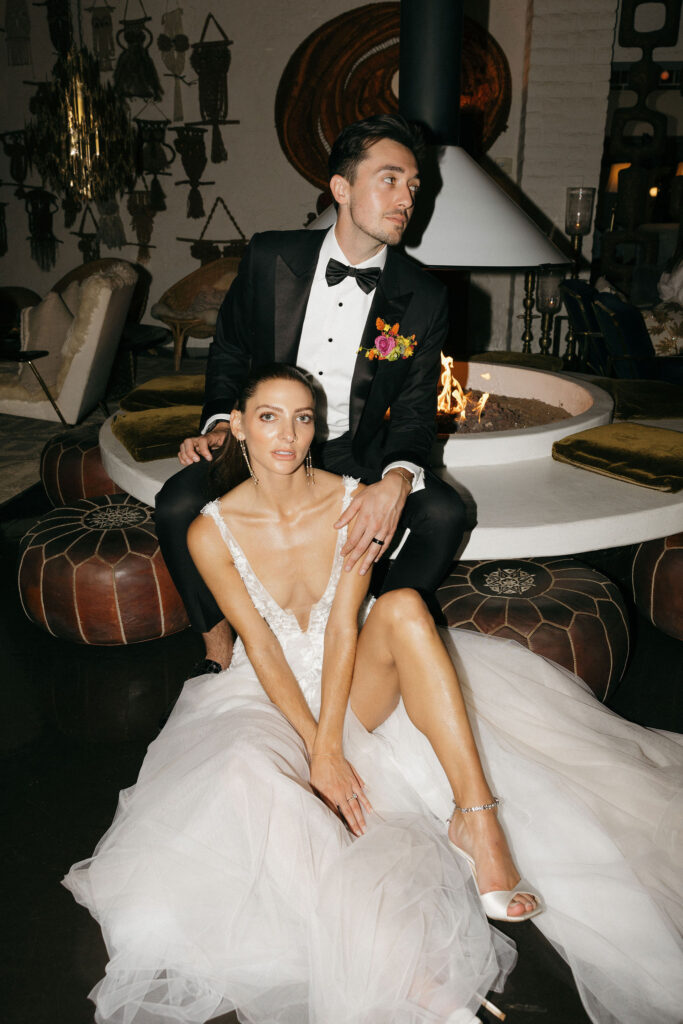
[{"left": 156, "top": 114, "right": 466, "bottom": 674}]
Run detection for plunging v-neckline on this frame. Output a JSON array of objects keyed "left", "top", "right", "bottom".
[{"left": 213, "top": 485, "right": 353, "bottom": 635}]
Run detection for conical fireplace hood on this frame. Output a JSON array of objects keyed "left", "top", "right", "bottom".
[{"left": 309, "top": 0, "right": 566, "bottom": 269}]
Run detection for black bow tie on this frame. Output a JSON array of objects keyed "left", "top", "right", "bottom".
[{"left": 325, "top": 258, "right": 381, "bottom": 294}]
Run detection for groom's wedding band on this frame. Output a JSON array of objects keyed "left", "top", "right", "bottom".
[{"left": 371, "top": 537, "right": 384, "bottom": 546}]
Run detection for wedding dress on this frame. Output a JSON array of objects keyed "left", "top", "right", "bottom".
[{"left": 64, "top": 477, "right": 683, "bottom": 1024}]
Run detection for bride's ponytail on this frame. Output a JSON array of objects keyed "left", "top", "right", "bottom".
[{"left": 209, "top": 432, "right": 249, "bottom": 497}]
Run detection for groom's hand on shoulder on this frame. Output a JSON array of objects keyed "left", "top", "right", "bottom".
[
  {"left": 178, "top": 422, "right": 230, "bottom": 466},
  {"left": 335, "top": 470, "right": 412, "bottom": 576}
]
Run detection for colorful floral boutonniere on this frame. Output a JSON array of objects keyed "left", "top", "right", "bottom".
[{"left": 359, "top": 318, "right": 418, "bottom": 361}]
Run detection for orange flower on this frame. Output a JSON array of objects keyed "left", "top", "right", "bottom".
[
  {"left": 375, "top": 317, "right": 385, "bottom": 331},
  {"left": 391, "top": 323, "right": 399, "bottom": 335}
]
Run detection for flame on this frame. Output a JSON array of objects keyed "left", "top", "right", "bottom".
[
  {"left": 438, "top": 353, "right": 489, "bottom": 422},
  {"left": 472, "top": 391, "right": 490, "bottom": 421},
  {"left": 437, "top": 355, "right": 456, "bottom": 414}
]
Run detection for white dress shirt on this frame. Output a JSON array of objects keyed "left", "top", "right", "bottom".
[{"left": 204, "top": 227, "right": 423, "bottom": 490}]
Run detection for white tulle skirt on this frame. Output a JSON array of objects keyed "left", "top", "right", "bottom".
[{"left": 64, "top": 628, "right": 683, "bottom": 1024}]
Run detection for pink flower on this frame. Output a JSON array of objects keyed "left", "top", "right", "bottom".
[{"left": 375, "top": 334, "right": 396, "bottom": 357}]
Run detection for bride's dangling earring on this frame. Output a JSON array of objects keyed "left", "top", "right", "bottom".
[
  {"left": 305, "top": 448, "right": 315, "bottom": 484},
  {"left": 239, "top": 438, "right": 258, "bottom": 484}
]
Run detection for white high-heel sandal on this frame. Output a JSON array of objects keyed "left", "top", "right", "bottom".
[{"left": 449, "top": 798, "right": 544, "bottom": 924}]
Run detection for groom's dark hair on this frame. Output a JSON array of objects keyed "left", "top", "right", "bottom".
[{"left": 328, "top": 114, "right": 425, "bottom": 184}]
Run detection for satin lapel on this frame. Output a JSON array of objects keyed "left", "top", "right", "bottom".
[
  {"left": 273, "top": 236, "right": 323, "bottom": 364},
  {"left": 349, "top": 255, "right": 413, "bottom": 435}
]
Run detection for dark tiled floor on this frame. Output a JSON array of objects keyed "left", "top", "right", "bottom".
[{"left": 2, "top": 475, "right": 681, "bottom": 1024}]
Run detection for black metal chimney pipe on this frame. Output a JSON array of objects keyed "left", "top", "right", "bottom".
[{"left": 398, "top": 0, "right": 464, "bottom": 146}]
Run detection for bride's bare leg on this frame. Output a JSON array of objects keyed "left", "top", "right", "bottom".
[{"left": 350, "top": 589, "right": 537, "bottom": 917}]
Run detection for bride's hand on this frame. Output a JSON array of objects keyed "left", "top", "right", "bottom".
[{"left": 309, "top": 751, "right": 372, "bottom": 837}]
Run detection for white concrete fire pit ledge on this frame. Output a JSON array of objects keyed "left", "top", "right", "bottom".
[{"left": 99, "top": 363, "right": 683, "bottom": 561}]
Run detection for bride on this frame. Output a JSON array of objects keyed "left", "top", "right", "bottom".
[{"left": 64, "top": 364, "right": 683, "bottom": 1024}]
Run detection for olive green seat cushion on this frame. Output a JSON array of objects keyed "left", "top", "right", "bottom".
[
  {"left": 111, "top": 405, "right": 202, "bottom": 462},
  {"left": 120, "top": 374, "right": 206, "bottom": 411},
  {"left": 587, "top": 377, "right": 683, "bottom": 421},
  {"left": 552, "top": 422, "right": 683, "bottom": 492}
]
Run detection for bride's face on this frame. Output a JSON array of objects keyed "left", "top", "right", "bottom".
[{"left": 234, "top": 378, "right": 315, "bottom": 478}]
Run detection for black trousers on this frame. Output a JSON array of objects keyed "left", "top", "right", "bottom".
[{"left": 155, "top": 453, "right": 466, "bottom": 634}]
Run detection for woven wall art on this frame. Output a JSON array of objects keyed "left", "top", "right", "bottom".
[
  {"left": 157, "top": 8, "right": 190, "bottom": 123},
  {"left": 86, "top": 2, "right": 116, "bottom": 71},
  {"left": 34, "top": 0, "right": 73, "bottom": 55},
  {"left": 134, "top": 113, "right": 176, "bottom": 211},
  {"left": 95, "top": 197, "right": 127, "bottom": 249},
  {"left": 72, "top": 203, "right": 100, "bottom": 262},
  {"left": 128, "top": 182, "right": 157, "bottom": 262},
  {"left": 177, "top": 195, "right": 247, "bottom": 265},
  {"left": 0, "top": 130, "right": 29, "bottom": 193},
  {"left": 4, "top": 0, "right": 32, "bottom": 66},
  {"left": 24, "top": 187, "right": 61, "bottom": 270},
  {"left": 275, "top": 2, "right": 511, "bottom": 191},
  {"left": 114, "top": 3, "right": 163, "bottom": 101},
  {"left": 189, "top": 14, "right": 238, "bottom": 164},
  {"left": 172, "top": 124, "right": 212, "bottom": 218}
]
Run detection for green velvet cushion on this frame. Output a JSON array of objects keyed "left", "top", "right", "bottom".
[
  {"left": 587, "top": 377, "right": 683, "bottom": 420},
  {"left": 111, "top": 405, "right": 202, "bottom": 462},
  {"left": 119, "top": 374, "right": 205, "bottom": 411},
  {"left": 552, "top": 423, "right": 683, "bottom": 492}
]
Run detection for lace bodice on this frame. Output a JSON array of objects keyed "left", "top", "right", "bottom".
[{"left": 201, "top": 476, "right": 361, "bottom": 711}]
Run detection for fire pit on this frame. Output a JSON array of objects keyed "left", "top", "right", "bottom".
[
  {"left": 434, "top": 361, "right": 613, "bottom": 468},
  {"left": 437, "top": 357, "right": 571, "bottom": 435}
]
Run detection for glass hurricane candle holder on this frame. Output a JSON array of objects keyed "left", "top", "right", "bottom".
[
  {"left": 565, "top": 187, "right": 596, "bottom": 237},
  {"left": 536, "top": 268, "right": 564, "bottom": 355}
]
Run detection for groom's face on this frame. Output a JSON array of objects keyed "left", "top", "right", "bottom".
[{"left": 334, "top": 137, "right": 420, "bottom": 251}]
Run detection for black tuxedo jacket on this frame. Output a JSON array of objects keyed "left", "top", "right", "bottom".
[{"left": 201, "top": 230, "right": 448, "bottom": 473}]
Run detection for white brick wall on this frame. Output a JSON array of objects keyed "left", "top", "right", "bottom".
[{"left": 504, "top": 0, "right": 619, "bottom": 350}]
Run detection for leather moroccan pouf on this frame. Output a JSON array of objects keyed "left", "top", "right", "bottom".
[
  {"left": 437, "top": 557, "right": 630, "bottom": 701},
  {"left": 40, "top": 424, "right": 124, "bottom": 505},
  {"left": 630, "top": 533, "right": 683, "bottom": 641},
  {"left": 18, "top": 494, "right": 189, "bottom": 644}
]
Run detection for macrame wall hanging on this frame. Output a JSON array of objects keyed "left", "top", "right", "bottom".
[
  {"left": 24, "top": 187, "right": 61, "bottom": 270},
  {"left": 86, "top": 3, "right": 115, "bottom": 71},
  {"left": 177, "top": 195, "right": 246, "bottom": 265},
  {"left": 72, "top": 203, "right": 100, "bottom": 262},
  {"left": 172, "top": 124, "right": 212, "bottom": 219},
  {"left": 96, "top": 196, "right": 127, "bottom": 248},
  {"left": 127, "top": 179, "right": 157, "bottom": 262},
  {"left": 134, "top": 109, "right": 176, "bottom": 211},
  {"left": 4, "top": 0, "right": 32, "bottom": 66},
  {"left": 157, "top": 7, "right": 190, "bottom": 122},
  {"left": 34, "top": 0, "right": 73, "bottom": 56},
  {"left": 189, "top": 14, "right": 238, "bottom": 164},
  {"left": 62, "top": 193, "right": 82, "bottom": 229},
  {"left": 0, "top": 130, "right": 29, "bottom": 194},
  {"left": 0, "top": 203, "right": 8, "bottom": 257},
  {"left": 114, "top": 0, "right": 163, "bottom": 101}
]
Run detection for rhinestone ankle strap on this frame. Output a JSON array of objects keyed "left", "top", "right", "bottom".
[{"left": 452, "top": 797, "right": 500, "bottom": 813}]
